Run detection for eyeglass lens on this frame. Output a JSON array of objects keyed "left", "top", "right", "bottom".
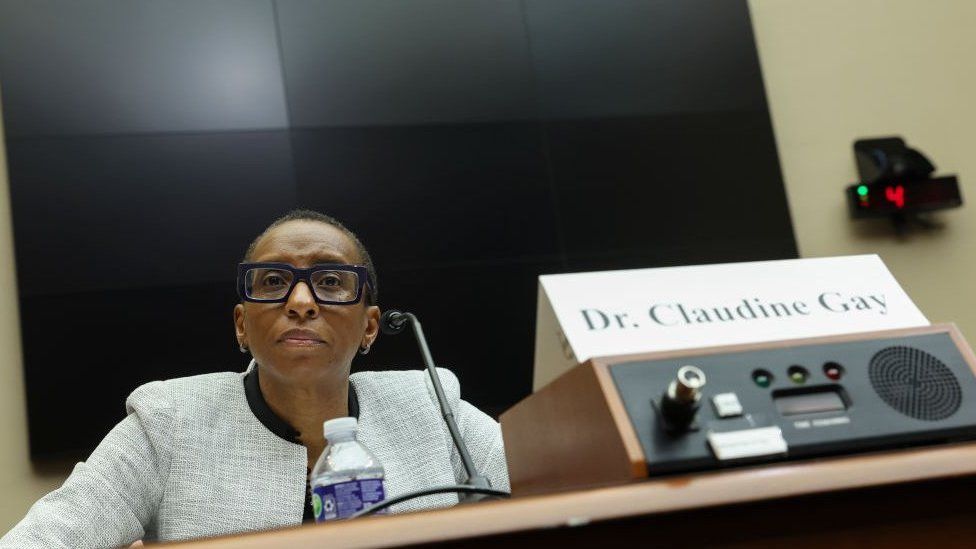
[{"left": 245, "top": 268, "right": 360, "bottom": 302}]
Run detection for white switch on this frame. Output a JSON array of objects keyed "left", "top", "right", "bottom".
[
  {"left": 708, "top": 426, "right": 788, "bottom": 461},
  {"left": 712, "top": 392, "right": 743, "bottom": 418}
]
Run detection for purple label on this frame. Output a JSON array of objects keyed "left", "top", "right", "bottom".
[{"left": 312, "top": 477, "right": 386, "bottom": 522}]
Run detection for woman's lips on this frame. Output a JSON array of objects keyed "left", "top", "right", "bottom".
[
  {"left": 282, "top": 338, "right": 324, "bottom": 347},
  {"left": 278, "top": 329, "right": 325, "bottom": 346}
]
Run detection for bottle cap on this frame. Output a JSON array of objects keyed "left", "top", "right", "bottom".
[{"left": 323, "top": 416, "right": 358, "bottom": 438}]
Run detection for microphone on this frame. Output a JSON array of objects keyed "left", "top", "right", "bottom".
[
  {"left": 375, "top": 309, "right": 498, "bottom": 505},
  {"left": 380, "top": 310, "right": 409, "bottom": 335}
]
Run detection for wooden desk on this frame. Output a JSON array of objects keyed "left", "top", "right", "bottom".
[{"left": 167, "top": 441, "right": 976, "bottom": 548}]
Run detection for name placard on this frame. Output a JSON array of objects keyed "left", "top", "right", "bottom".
[{"left": 532, "top": 255, "right": 928, "bottom": 389}]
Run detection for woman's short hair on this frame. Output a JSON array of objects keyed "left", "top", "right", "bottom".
[{"left": 243, "top": 209, "right": 378, "bottom": 306}]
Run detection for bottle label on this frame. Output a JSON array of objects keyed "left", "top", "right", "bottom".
[{"left": 311, "top": 474, "right": 386, "bottom": 522}]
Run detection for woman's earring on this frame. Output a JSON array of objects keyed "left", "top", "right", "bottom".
[
  {"left": 359, "top": 343, "right": 371, "bottom": 355},
  {"left": 240, "top": 345, "right": 249, "bottom": 354}
]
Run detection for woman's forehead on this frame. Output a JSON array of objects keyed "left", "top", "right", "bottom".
[{"left": 251, "top": 220, "right": 361, "bottom": 265}]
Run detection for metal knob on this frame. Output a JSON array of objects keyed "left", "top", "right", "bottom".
[
  {"left": 671, "top": 365, "right": 707, "bottom": 403},
  {"left": 659, "top": 365, "right": 707, "bottom": 433}
]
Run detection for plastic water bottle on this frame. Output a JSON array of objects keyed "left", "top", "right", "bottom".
[{"left": 310, "top": 417, "right": 387, "bottom": 522}]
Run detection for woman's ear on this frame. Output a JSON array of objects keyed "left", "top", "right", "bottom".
[
  {"left": 363, "top": 306, "right": 380, "bottom": 348},
  {"left": 234, "top": 303, "right": 247, "bottom": 348}
]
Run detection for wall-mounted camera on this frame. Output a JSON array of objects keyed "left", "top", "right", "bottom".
[{"left": 846, "top": 137, "right": 963, "bottom": 231}]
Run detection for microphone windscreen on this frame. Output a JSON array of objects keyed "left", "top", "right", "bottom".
[{"left": 380, "top": 310, "right": 407, "bottom": 335}]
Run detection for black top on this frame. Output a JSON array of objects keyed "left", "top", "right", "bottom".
[{"left": 242, "top": 366, "right": 360, "bottom": 523}]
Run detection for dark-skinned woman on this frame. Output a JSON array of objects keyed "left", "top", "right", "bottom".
[{"left": 1, "top": 210, "right": 509, "bottom": 547}]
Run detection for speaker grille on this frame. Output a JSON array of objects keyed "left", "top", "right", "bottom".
[{"left": 869, "top": 346, "right": 961, "bottom": 421}]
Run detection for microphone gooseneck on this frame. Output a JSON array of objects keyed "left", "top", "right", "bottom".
[{"left": 378, "top": 309, "right": 498, "bottom": 504}]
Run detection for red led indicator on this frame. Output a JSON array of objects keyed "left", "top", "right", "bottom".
[
  {"left": 885, "top": 185, "right": 906, "bottom": 209},
  {"left": 823, "top": 362, "right": 844, "bottom": 381}
]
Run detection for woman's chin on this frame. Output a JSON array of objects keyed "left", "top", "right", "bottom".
[{"left": 265, "top": 349, "right": 346, "bottom": 376}]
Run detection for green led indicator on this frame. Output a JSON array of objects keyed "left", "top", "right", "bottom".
[
  {"left": 857, "top": 185, "right": 869, "bottom": 197},
  {"left": 788, "top": 366, "right": 809, "bottom": 384},
  {"left": 752, "top": 370, "right": 773, "bottom": 388}
]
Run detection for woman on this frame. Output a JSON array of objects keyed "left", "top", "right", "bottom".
[{"left": 1, "top": 210, "right": 509, "bottom": 546}]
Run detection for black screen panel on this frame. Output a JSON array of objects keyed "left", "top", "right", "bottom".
[
  {"left": 276, "top": 0, "right": 537, "bottom": 127},
  {"left": 0, "top": 0, "right": 287, "bottom": 137},
  {"left": 546, "top": 111, "right": 792, "bottom": 262},
  {"left": 523, "top": 0, "right": 766, "bottom": 119},
  {"left": 289, "top": 123, "right": 561, "bottom": 269},
  {"left": 7, "top": 131, "right": 296, "bottom": 297}
]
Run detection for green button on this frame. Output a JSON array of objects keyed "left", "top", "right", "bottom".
[{"left": 755, "top": 375, "right": 770, "bottom": 387}]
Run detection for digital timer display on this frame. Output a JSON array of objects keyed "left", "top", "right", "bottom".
[{"left": 847, "top": 176, "right": 962, "bottom": 218}]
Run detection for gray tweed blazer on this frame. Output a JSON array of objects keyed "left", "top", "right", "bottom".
[{"left": 1, "top": 367, "right": 509, "bottom": 548}]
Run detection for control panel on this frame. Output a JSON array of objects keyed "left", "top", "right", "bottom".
[{"left": 610, "top": 332, "right": 976, "bottom": 475}]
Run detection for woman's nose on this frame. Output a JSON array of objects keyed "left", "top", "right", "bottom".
[{"left": 286, "top": 281, "right": 319, "bottom": 318}]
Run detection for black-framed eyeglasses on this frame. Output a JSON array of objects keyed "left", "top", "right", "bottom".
[{"left": 237, "top": 262, "right": 371, "bottom": 305}]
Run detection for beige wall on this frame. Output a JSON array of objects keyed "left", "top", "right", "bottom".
[
  {"left": 749, "top": 0, "right": 976, "bottom": 338},
  {"left": 0, "top": 96, "right": 71, "bottom": 532},
  {"left": 2, "top": 0, "right": 976, "bottom": 533}
]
